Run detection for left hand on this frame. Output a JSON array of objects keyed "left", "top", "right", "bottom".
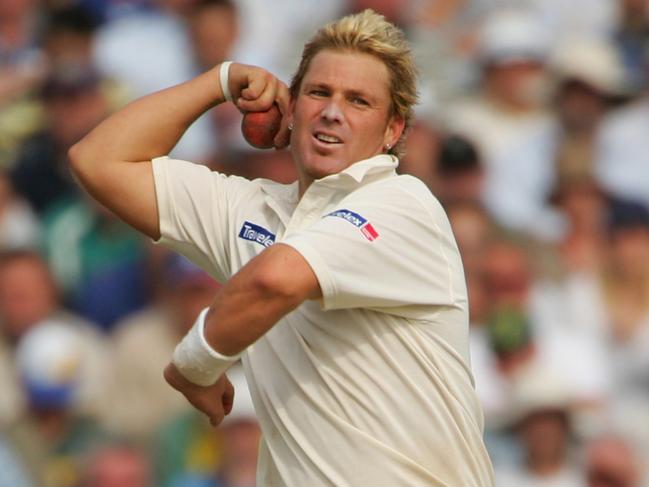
[{"left": 164, "top": 363, "right": 235, "bottom": 426}]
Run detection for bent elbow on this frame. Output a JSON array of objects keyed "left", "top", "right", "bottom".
[
  {"left": 68, "top": 139, "right": 104, "bottom": 191},
  {"left": 251, "top": 270, "right": 303, "bottom": 305},
  {"left": 67, "top": 141, "right": 88, "bottom": 179},
  {"left": 249, "top": 246, "right": 320, "bottom": 306}
]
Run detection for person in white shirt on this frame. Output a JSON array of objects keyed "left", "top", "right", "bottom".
[
  {"left": 69, "top": 9, "right": 494, "bottom": 486},
  {"left": 445, "top": 9, "right": 559, "bottom": 240},
  {"left": 494, "top": 364, "right": 583, "bottom": 487}
]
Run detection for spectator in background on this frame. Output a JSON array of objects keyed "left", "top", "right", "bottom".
[
  {"left": 0, "top": 0, "right": 46, "bottom": 168},
  {"left": 0, "top": 0, "right": 43, "bottom": 95},
  {"left": 542, "top": 36, "right": 621, "bottom": 275},
  {"left": 214, "top": 420, "right": 260, "bottom": 487},
  {"left": 585, "top": 433, "right": 644, "bottom": 487},
  {"left": 446, "top": 8, "right": 559, "bottom": 239},
  {"left": 104, "top": 254, "right": 220, "bottom": 441},
  {"left": 5, "top": 320, "right": 110, "bottom": 487},
  {"left": 596, "top": 65, "right": 649, "bottom": 210},
  {"left": 9, "top": 67, "right": 109, "bottom": 215},
  {"left": 445, "top": 199, "right": 493, "bottom": 275},
  {"left": 543, "top": 38, "right": 625, "bottom": 277},
  {"left": 529, "top": 178, "right": 612, "bottom": 400},
  {"left": 599, "top": 200, "right": 649, "bottom": 447},
  {"left": 602, "top": 200, "right": 649, "bottom": 339},
  {"left": 435, "top": 134, "right": 484, "bottom": 206},
  {"left": 482, "top": 238, "right": 539, "bottom": 378},
  {"left": 407, "top": 1, "right": 483, "bottom": 130},
  {"left": 0, "top": 250, "right": 110, "bottom": 424},
  {"left": 548, "top": 174, "right": 610, "bottom": 276},
  {"left": 81, "top": 442, "right": 152, "bottom": 487},
  {"left": 550, "top": 36, "right": 628, "bottom": 187},
  {"left": 533, "top": 198, "right": 649, "bottom": 444},
  {"left": 93, "top": 0, "right": 219, "bottom": 161},
  {"left": 41, "top": 195, "right": 149, "bottom": 331},
  {"left": 29, "top": 64, "right": 149, "bottom": 331},
  {"left": 41, "top": 5, "right": 100, "bottom": 70},
  {"left": 495, "top": 365, "right": 582, "bottom": 487},
  {"left": 0, "top": 251, "right": 62, "bottom": 347},
  {"left": 471, "top": 237, "right": 539, "bottom": 428},
  {"left": 473, "top": 237, "right": 611, "bottom": 428},
  {"left": 550, "top": 198, "right": 649, "bottom": 346},
  {"left": 188, "top": 0, "right": 238, "bottom": 72}
]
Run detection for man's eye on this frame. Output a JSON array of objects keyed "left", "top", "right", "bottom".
[
  {"left": 310, "top": 90, "right": 327, "bottom": 97},
  {"left": 351, "top": 97, "right": 369, "bottom": 106}
]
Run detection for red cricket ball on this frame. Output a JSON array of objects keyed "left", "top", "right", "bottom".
[{"left": 241, "top": 104, "right": 282, "bottom": 149}]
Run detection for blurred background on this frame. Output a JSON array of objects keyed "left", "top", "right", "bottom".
[{"left": 1, "top": 0, "right": 649, "bottom": 485}]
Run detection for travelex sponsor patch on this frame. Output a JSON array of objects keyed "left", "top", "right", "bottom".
[
  {"left": 238, "top": 221, "right": 276, "bottom": 248},
  {"left": 325, "top": 209, "right": 379, "bottom": 241}
]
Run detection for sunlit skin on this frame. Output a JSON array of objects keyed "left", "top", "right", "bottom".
[{"left": 287, "top": 50, "right": 405, "bottom": 195}]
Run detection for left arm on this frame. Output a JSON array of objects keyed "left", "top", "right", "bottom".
[{"left": 164, "top": 243, "right": 321, "bottom": 424}]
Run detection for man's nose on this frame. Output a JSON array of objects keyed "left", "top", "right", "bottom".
[{"left": 320, "top": 98, "right": 344, "bottom": 123}]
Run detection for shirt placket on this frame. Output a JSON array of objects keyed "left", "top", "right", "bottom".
[{"left": 284, "top": 182, "right": 340, "bottom": 236}]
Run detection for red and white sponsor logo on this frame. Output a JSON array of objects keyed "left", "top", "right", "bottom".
[{"left": 360, "top": 223, "right": 379, "bottom": 241}]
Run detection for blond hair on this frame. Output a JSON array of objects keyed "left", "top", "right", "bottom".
[{"left": 289, "top": 9, "right": 418, "bottom": 157}]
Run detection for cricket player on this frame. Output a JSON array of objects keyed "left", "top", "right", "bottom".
[{"left": 70, "top": 9, "right": 494, "bottom": 486}]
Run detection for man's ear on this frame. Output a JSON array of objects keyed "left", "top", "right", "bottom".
[
  {"left": 273, "top": 95, "right": 295, "bottom": 149},
  {"left": 384, "top": 115, "right": 406, "bottom": 149},
  {"left": 287, "top": 96, "right": 296, "bottom": 127}
]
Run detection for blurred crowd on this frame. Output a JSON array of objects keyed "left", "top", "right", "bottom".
[{"left": 1, "top": 0, "right": 649, "bottom": 485}]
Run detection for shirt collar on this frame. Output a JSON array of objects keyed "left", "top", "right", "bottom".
[
  {"left": 259, "top": 178, "right": 299, "bottom": 203},
  {"left": 258, "top": 154, "right": 398, "bottom": 220},
  {"left": 336, "top": 154, "right": 399, "bottom": 183},
  {"left": 259, "top": 154, "right": 398, "bottom": 196}
]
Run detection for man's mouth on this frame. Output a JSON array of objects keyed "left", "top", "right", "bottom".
[{"left": 313, "top": 132, "right": 342, "bottom": 144}]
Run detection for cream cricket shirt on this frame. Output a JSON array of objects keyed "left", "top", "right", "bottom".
[{"left": 152, "top": 154, "right": 494, "bottom": 487}]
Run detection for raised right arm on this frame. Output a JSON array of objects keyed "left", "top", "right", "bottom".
[{"left": 68, "top": 63, "right": 290, "bottom": 240}]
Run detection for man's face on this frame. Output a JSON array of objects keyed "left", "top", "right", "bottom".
[
  {"left": 520, "top": 411, "right": 569, "bottom": 464},
  {"left": 485, "top": 61, "right": 547, "bottom": 110},
  {"left": 0, "top": 257, "right": 57, "bottom": 340},
  {"left": 288, "top": 50, "right": 404, "bottom": 189},
  {"left": 47, "top": 88, "right": 107, "bottom": 147},
  {"left": 189, "top": 4, "right": 238, "bottom": 69}
]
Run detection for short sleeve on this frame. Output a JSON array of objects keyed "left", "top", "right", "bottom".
[
  {"left": 152, "top": 156, "right": 253, "bottom": 282},
  {"left": 281, "top": 183, "right": 466, "bottom": 311}
]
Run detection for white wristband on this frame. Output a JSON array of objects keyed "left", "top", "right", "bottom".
[
  {"left": 219, "top": 61, "right": 233, "bottom": 103},
  {"left": 172, "top": 307, "right": 241, "bottom": 386}
]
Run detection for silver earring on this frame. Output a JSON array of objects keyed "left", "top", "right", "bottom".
[
  {"left": 385, "top": 144, "right": 391, "bottom": 151},
  {"left": 288, "top": 123, "right": 294, "bottom": 130}
]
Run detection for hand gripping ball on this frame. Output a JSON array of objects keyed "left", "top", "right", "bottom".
[{"left": 241, "top": 104, "right": 282, "bottom": 149}]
